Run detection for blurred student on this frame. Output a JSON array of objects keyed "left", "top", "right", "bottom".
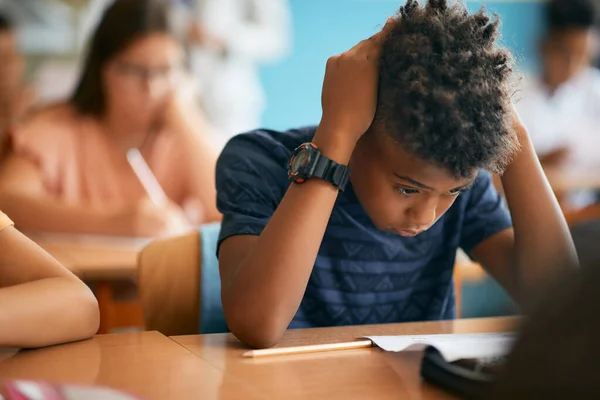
[
  {"left": 216, "top": 0, "right": 577, "bottom": 349},
  {"left": 0, "top": 0, "right": 221, "bottom": 238},
  {"left": 515, "top": 0, "right": 600, "bottom": 168},
  {"left": 0, "top": 210, "right": 99, "bottom": 348},
  {"left": 174, "top": 0, "right": 292, "bottom": 138},
  {"left": 0, "top": 13, "right": 33, "bottom": 164}
]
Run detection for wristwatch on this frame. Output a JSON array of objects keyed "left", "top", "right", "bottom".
[{"left": 287, "top": 143, "right": 350, "bottom": 191}]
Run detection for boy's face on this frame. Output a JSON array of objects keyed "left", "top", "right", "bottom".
[
  {"left": 541, "top": 28, "right": 596, "bottom": 88},
  {"left": 349, "top": 131, "right": 476, "bottom": 236}
]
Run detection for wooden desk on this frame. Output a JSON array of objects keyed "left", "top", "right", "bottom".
[
  {"left": 0, "top": 331, "right": 262, "bottom": 400},
  {"left": 172, "top": 317, "right": 519, "bottom": 399},
  {"left": 28, "top": 233, "right": 146, "bottom": 280}
]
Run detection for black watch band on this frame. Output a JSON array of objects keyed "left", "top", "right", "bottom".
[{"left": 312, "top": 152, "right": 350, "bottom": 191}]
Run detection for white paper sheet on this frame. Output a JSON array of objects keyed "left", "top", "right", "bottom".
[{"left": 365, "top": 332, "right": 517, "bottom": 362}]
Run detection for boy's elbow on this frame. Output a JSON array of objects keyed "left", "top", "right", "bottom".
[
  {"left": 224, "top": 304, "right": 285, "bottom": 349},
  {"left": 230, "top": 323, "right": 283, "bottom": 349}
]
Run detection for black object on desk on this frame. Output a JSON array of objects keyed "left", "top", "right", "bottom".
[{"left": 421, "top": 347, "right": 506, "bottom": 399}]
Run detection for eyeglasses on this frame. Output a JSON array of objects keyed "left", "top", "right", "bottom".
[{"left": 112, "top": 61, "right": 185, "bottom": 84}]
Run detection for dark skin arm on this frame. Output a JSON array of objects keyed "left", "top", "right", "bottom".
[
  {"left": 471, "top": 112, "right": 578, "bottom": 310},
  {"left": 218, "top": 20, "right": 396, "bottom": 349}
]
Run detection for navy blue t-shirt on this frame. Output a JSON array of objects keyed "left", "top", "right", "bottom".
[{"left": 216, "top": 126, "right": 512, "bottom": 329}]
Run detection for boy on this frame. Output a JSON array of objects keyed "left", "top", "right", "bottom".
[
  {"left": 216, "top": 0, "right": 578, "bottom": 348},
  {"left": 516, "top": 0, "right": 600, "bottom": 168}
]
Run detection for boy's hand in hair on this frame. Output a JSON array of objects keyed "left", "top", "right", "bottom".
[
  {"left": 508, "top": 103, "right": 530, "bottom": 145},
  {"left": 314, "top": 18, "right": 395, "bottom": 163}
]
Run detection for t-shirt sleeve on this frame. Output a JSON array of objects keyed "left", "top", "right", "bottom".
[
  {"left": 215, "top": 132, "right": 290, "bottom": 256},
  {"left": 0, "top": 211, "right": 14, "bottom": 231},
  {"left": 459, "top": 170, "right": 513, "bottom": 257}
]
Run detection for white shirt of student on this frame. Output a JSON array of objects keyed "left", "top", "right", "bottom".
[
  {"left": 515, "top": 67, "right": 600, "bottom": 169},
  {"left": 171, "top": 0, "right": 292, "bottom": 139}
]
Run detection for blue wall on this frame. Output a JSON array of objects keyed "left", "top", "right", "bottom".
[{"left": 260, "top": 0, "right": 546, "bottom": 131}]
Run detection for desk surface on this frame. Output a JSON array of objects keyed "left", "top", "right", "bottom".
[
  {"left": 27, "top": 233, "right": 145, "bottom": 280},
  {"left": 172, "top": 317, "right": 519, "bottom": 399},
  {"left": 0, "top": 331, "right": 262, "bottom": 400},
  {"left": 0, "top": 318, "right": 518, "bottom": 400}
]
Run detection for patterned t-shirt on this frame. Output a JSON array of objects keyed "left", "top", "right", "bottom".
[{"left": 216, "top": 126, "right": 512, "bottom": 329}]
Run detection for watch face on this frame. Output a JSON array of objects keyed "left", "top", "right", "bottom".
[
  {"left": 289, "top": 143, "right": 316, "bottom": 182},
  {"left": 290, "top": 148, "right": 310, "bottom": 172}
]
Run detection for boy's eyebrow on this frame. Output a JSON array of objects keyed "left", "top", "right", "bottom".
[
  {"left": 450, "top": 179, "right": 476, "bottom": 192},
  {"left": 394, "top": 174, "right": 434, "bottom": 190},
  {"left": 395, "top": 174, "right": 477, "bottom": 192}
]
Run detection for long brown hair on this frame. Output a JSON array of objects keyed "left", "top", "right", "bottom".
[{"left": 70, "top": 0, "right": 173, "bottom": 116}]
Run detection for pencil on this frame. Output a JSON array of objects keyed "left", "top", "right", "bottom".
[
  {"left": 242, "top": 339, "right": 373, "bottom": 358},
  {"left": 126, "top": 148, "right": 169, "bottom": 207}
]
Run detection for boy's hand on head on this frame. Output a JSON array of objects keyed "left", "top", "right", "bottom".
[
  {"left": 315, "top": 18, "right": 395, "bottom": 158},
  {"left": 508, "top": 103, "right": 530, "bottom": 145}
]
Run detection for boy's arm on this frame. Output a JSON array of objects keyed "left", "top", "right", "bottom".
[
  {"left": 0, "top": 226, "right": 100, "bottom": 348},
  {"left": 471, "top": 113, "right": 578, "bottom": 309},
  {"left": 219, "top": 20, "right": 395, "bottom": 349},
  {"left": 219, "top": 139, "right": 351, "bottom": 348}
]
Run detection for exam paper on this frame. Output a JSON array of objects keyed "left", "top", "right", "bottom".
[{"left": 365, "top": 332, "right": 517, "bottom": 362}]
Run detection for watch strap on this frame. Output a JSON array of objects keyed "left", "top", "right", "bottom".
[{"left": 312, "top": 152, "right": 350, "bottom": 191}]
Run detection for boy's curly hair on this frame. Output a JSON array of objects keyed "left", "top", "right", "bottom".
[{"left": 376, "top": 0, "right": 519, "bottom": 178}]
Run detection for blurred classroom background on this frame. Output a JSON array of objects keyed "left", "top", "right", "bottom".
[
  {"left": 2, "top": 0, "right": 550, "bottom": 130},
  {"left": 1, "top": 0, "right": 599, "bottom": 332}
]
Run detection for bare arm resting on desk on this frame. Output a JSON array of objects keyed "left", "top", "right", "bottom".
[{"left": 0, "top": 225, "right": 99, "bottom": 348}]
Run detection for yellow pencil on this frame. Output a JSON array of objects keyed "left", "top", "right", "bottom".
[{"left": 242, "top": 339, "right": 373, "bottom": 358}]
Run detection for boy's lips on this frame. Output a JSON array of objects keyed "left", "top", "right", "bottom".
[{"left": 393, "top": 229, "right": 421, "bottom": 237}]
